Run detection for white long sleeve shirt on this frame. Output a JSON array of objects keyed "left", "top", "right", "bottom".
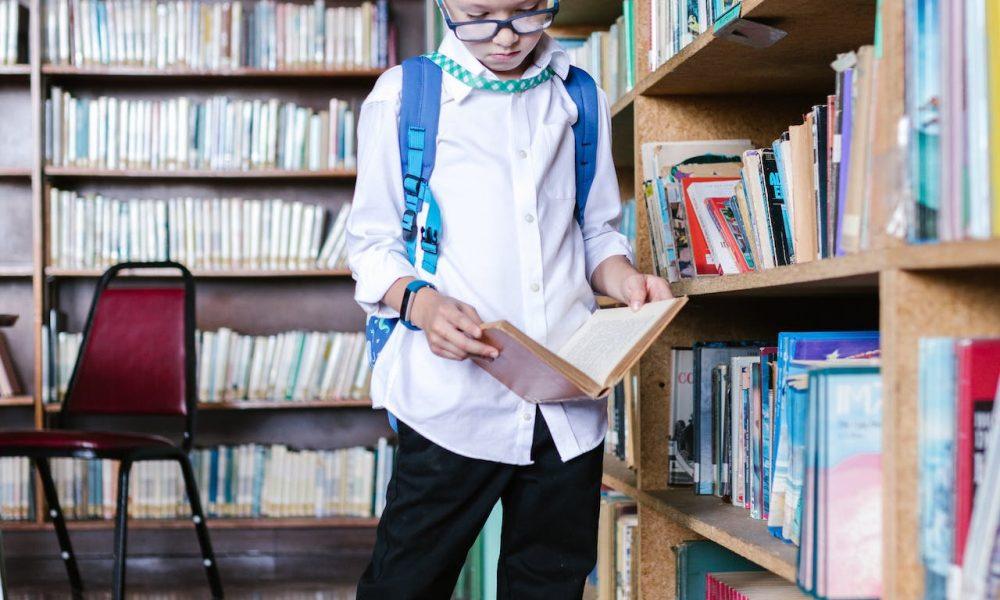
[{"left": 346, "top": 31, "right": 633, "bottom": 465}]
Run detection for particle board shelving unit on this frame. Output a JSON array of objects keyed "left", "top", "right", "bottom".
[{"left": 597, "top": 0, "right": 1000, "bottom": 598}]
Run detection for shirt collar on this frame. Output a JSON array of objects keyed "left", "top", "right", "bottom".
[{"left": 436, "top": 30, "right": 571, "bottom": 104}]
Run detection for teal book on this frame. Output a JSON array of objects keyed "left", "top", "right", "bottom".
[
  {"left": 674, "top": 540, "right": 763, "bottom": 599},
  {"left": 481, "top": 502, "right": 503, "bottom": 599},
  {"left": 906, "top": 0, "right": 941, "bottom": 242}
]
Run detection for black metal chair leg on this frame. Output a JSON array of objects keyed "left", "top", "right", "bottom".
[
  {"left": 112, "top": 460, "right": 132, "bottom": 600},
  {"left": 33, "top": 458, "right": 84, "bottom": 597},
  {"left": 179, "top": 455, "right": 224, "bottom": 598}
]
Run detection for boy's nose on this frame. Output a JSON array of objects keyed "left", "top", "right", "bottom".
[{"left": 492, "top": 26, "right": 518, "bottom": 48}]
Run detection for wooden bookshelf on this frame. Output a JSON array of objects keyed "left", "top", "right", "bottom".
[
  {"left": 0, "top": 516, "right": 380, "bottom": 531},
  {"left": 602, "top": 454, "right": 638, "bottom": 498},
  {"left": 43, "top": 166, "right": 358, "bottom": 180},
  {"left": 0, "top": 265, "right": 33, "bottom": 278},
  {"left": 0, "top": 64, "right": 30, "bottom": 76},
  {"left": 41, "top": 64, "right": 386, "bottom": 79},
  {"left": 0, "top": 395, "right": 34, "bottom": 408},
  {"left": 0, "top": 167, "right": 31, "bottom": 177},
  {"left": 634, "top": 0, "right": 877, "bottom": 96},
  {"left": 43, "top": 399, "right": 373, "bottom": 412},
  {"left": 44, "top": 267, "right": 353, "bottom": 278},
  {"left": 644, "top": 490, "right": 798, "bottom": 582}
]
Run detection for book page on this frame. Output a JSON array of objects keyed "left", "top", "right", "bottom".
[{"left": 557, "top": 300, "right": 678, "bottom": 386}]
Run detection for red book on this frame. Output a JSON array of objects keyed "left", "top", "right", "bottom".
[
  {"left": 680, "top": 177, "right": 728, "bottom": 277},
  {"left": 954, "top": 338, "right": 1000, "bottom": 564}
]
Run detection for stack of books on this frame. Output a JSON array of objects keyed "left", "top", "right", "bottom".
[
  {"left": 918, "top": 338, "right": 1000, "bottom": 598},
  {"left": 673, "top": 540, "right": 764, "bottom": 600},
  {"left": 647, "top": 0, "right": 739, "bottom": 71},
  {"left": 43, "top": 0, "right": 395, "bottom": 70},
  {"left": 588, "top": 491, "right": 637, "bottom": 600},
  {"left": 668, "top": 333, "right": 883, "bottom": 593},
  {"left": 49, "top": 439, "right": 394, "bottom": 520},
  {"left": 0, "top": 457, "right": 32, "bottom": 521},
  {"left": 0, "top": 0, "right": 23, "bottom": 65},
  {"left": 907, "top": 0, "right": 1000, "bottom": 241},
  {"left": 557, "top": 0, "right": 634, "bottom": 104},
  {"left": 45, "top": 88, "right": 357, "bottom": 171},
  {"left": 42, "top": 326, "right": 371, "bottom": 404},
  {"left": 706, "top": 571, "right": 807, "bottom": 599},
  {"left": 48, "top": 189, "right": 352, "bottom": 272},
  {"left": 604, "top": 369, "right": 638, "bottom": 469}
]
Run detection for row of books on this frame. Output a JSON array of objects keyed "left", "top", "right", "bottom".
[
  {"left": 918, "top": 338, "right": 1000, "bottom": 600},
  {"left": 674, "top": 540, "right": 805, "bottom": 599},
  {"left": 197, "top": 327, "right": 370, "bottom": 403},
  {"left": 647, "top": 0, "right": 738, "bottom": 71},
  {"left": 557, "top": 0, "right": 634, "bottom": 105},
  {"left": 44, "top": 440, "right": 393, "bottom": 520},
  {"left": 667, "top": 333, "right": 883, "bottom": 591},
  {"left": 0, "top": 332, "right": 21, "bottom": 397},
  {"left": 618, "top": 197, "right": 637, "bottom": 251},
  {"left": 587, "top": 492, "right": 637, "bottom": 600},
  {"left": 640, "top": 47, "right": 881, "bottom": 279},
  {"left": 907, "top": 0, "right": 1000, "bottom": 241},
  {"left": 48, "top": 188, "right": 352, "bottom": 271},
  {"left": 605, "top": 368, "right": 638, "bottom": 469},
  {"left": 43, "top": 0, "right": 394, "bottom": 70},
  {"left": 44, "top": 326, "right": 370, "bottom": 404},
  {"left": 0, "top": 0, "right": 23, "bottom": 65},
  {"left": 0, "top": 457, "right": 32, "bottom": 520},
  {"left": 452, "top": 502, "right": 502, "bottom": 600},
  {"left": 45, "top": 88, "right": 358, "bottom": 171}
]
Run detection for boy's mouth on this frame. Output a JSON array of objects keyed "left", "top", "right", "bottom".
[{"left": 489, "top": 50, "right": 521, "bottom": 62}]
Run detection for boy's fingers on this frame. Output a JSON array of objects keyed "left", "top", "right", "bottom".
[
  {"left": 626, "top": 276, "right": 647, "bottom": 310},
  {"left": 444, "top": 326, "right": 497, "bottom": 358},
  {"left": 452, "top": 311, "right": 483, "bottom": 339}
]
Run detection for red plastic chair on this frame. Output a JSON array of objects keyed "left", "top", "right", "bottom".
[{"left": 0, "top": 262, "right": 223, "bottom": 599}]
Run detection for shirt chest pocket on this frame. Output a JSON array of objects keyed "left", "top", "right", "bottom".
[{"left": 533, "top": 115, "right": 578, "bottom": 203}]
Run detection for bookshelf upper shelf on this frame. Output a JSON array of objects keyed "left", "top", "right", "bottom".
[
  {"left": 602, "top": 453, "right": 638, "bottom": 498},
  {"left": 669, "top": 239, "right": 1000, "bottom": 297},
  {"left": 0, "top": 396, "right": 34, "bottom": 408},
  {"left": 41, "top": 64, "right": 386, "bottom": 80},
  {"left": 0, "top": 64, "right": 30, "bottom": 76},
  {"left": 635, "top": 0, "right": 877, "bottom": 97},
  {"left": 645, "top": 489, "right": 798, "bottom": 582},
  {"left": 44, "top": 166, "right": 357, "bottom": 180},
  {"left": 45, "top": 267, "right": 353, "bottom": 278}
]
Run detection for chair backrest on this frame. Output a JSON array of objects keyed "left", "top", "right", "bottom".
[{"left": 62, "top": 263, "right": 196, "bottom": 430}]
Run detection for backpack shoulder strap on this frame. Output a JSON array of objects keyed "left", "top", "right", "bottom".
[
  {"left": 399, "top": 55, "right": 443, "bottom": 273},
  {"left": 563, "top": 65, "right": 600, "bottom": 230}
]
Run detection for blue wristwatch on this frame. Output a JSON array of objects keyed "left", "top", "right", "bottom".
[{"left": 401, "top": 280, "right": 436, "bottom": 330}]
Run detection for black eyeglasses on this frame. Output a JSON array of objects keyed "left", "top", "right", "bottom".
[{"left": 439, "top": 1, "right": 559, "bottom": 42}]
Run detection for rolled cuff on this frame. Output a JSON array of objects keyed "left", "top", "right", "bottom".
[
  {"left": 350, "top": 248, "right": 417, "bottom": 318},
  {"left": 585, "top": 230, "right": 635, "bottom": 283}
]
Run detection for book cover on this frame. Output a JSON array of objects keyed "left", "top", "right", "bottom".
[
  {"left": 669, "top": 347, "right": 696, "bottom": 486},
  {"left": 918, "top": 338, "right": 956, "bottom": 597},
  {"left": 674, "top": 540, "right": 762, "bottom": 600},
  {"left": 954, "top": 338, "right": 1000, "bottom": 564}
]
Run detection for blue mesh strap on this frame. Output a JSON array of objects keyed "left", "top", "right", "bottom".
[{"left": 563, "top": 65, "right": 600, "bottom": 229}]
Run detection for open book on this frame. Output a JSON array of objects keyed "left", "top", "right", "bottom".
[{"left": 471, "top": 298, "right": 687, "bottom": 403}]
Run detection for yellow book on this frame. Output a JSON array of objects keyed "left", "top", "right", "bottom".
[{"left": 990, "top": 0, "right": 1000, "bottom": 236}]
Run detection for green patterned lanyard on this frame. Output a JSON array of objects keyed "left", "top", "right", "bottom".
[{"left": 424, "top": 51, "right": 555, "bottom": 93}]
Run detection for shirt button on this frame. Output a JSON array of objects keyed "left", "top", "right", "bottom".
[
  {"left": 517, "top": 150, "right": 527, "bottom": 159},
  {"left": 524, "top": 213, "right": 535, "bottom": 223},
  {"left": 522, "top": 412, "right": 532, "bottom": 422},
  {"left": 530, "top": 282, "right": 540, "bottom": 292}
]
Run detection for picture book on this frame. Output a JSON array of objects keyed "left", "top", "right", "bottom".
[{"left": 669, "top": 348, "right": 696, "bottom": 486}]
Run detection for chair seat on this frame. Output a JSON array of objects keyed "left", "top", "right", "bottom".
[{"left": 0, "top": 429, "right": 179, "bottom": 458}]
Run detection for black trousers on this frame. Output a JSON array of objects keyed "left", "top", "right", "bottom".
[{"left": 357, "top": 407, "right": 604, "bottom": 600}]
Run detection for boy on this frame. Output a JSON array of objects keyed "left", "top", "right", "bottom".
[{"left": 346, "top": 0, "right": 672, "bottom": 597}]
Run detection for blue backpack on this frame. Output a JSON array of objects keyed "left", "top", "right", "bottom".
[{"left": 365, "top": 55, "right": 601, "bottom": 431}]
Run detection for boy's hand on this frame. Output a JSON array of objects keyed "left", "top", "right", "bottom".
[
  {"left": 620, "top": 273, "right": 673, "bottom": 311},
  {"left": 410, "top": 289, "right": 500, "bottom": 361}
]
